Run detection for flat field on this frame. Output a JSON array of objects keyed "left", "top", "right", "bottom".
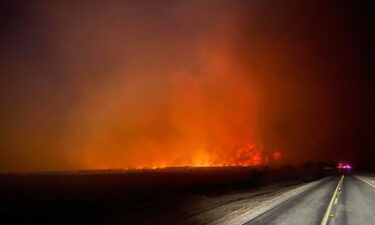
[{"left": 0, "top": 165, "right": 330, "bottom": 225}]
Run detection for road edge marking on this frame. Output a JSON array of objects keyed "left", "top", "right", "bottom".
[
  {"left": 239, "top": 177, "right": 330, "bottom": 225},
  {"left": 320, "top": 175, "right": 344, "bottom": 225},
  {"left": 355, "top": 176, "right": 375, "bottom": 188}
]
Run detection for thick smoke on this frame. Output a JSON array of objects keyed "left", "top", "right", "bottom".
[
  {"left": 59, "top": 1, "right": 264, "bottom": 169},
  {"left": 0, "top": 0, "right": 373, "bottom": 172}
]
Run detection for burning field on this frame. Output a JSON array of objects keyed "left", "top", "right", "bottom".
[
  {"left": 1, "top": 1, "right": 374, "bottom": 225},
  {"left": 1, "top": 0, "right": 286, "bottom": 172},
  {"left": 1, "top": 0, "right": 374, "bottom": 172}
]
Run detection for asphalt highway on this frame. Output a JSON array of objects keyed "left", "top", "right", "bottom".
[{"left": 244, "top": 175, "right": 375, "bottom": 225}]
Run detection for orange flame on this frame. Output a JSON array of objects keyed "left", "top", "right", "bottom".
[
  {"left": 63, "top": 12, "right": 276, "bottom": 171},
  {"left": 233, "top": 144, "right": 262, "bottom": 166},
  {"left": 272, "top": 152, "right": 282, "bottom": 161}
]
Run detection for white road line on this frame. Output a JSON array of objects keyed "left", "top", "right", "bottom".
[
  {"left": 239, "top": 177, "right": 330, "bottom": 225},
  {"left": 334, "top": 198, "right": 338, "bottom": 205},
  {"left": 320, "top": 175, "right": 344, "bottom": 225},
  {"left": 355, "top": 176, "right": 375, "bottom": 188}
]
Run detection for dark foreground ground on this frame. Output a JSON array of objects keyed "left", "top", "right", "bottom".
[{"left": 0, "top": 165, "right": 332, "bottom": 225}]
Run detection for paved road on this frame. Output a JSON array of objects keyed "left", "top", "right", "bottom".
[{"left": 244, "top": 175, "right": 375, "bottom": 225}]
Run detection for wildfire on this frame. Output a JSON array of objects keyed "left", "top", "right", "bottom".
[
  {"left": 272, "top": 152, "right": 282, "bottom": 161},
  {"left": 87, "top": 144, "right": 282, "bottom": 170},
  {"left": 233, "top": 144, "right": 262, "bottom": 166},
  {"left": 66, "top": 12, "right": 283, "bottom": 172}
]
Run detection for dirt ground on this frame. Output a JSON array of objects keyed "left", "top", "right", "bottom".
[{"left": 0, "top": 165, "right": 331, "bottom": 225}]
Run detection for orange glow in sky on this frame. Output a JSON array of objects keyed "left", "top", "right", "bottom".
[{"left": 3, "top": 1, "right": 367, "bottom": 172}]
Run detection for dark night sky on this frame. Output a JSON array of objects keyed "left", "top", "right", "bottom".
[{"left": 0, "top": 0, "right": 374, "bottom": 172}]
